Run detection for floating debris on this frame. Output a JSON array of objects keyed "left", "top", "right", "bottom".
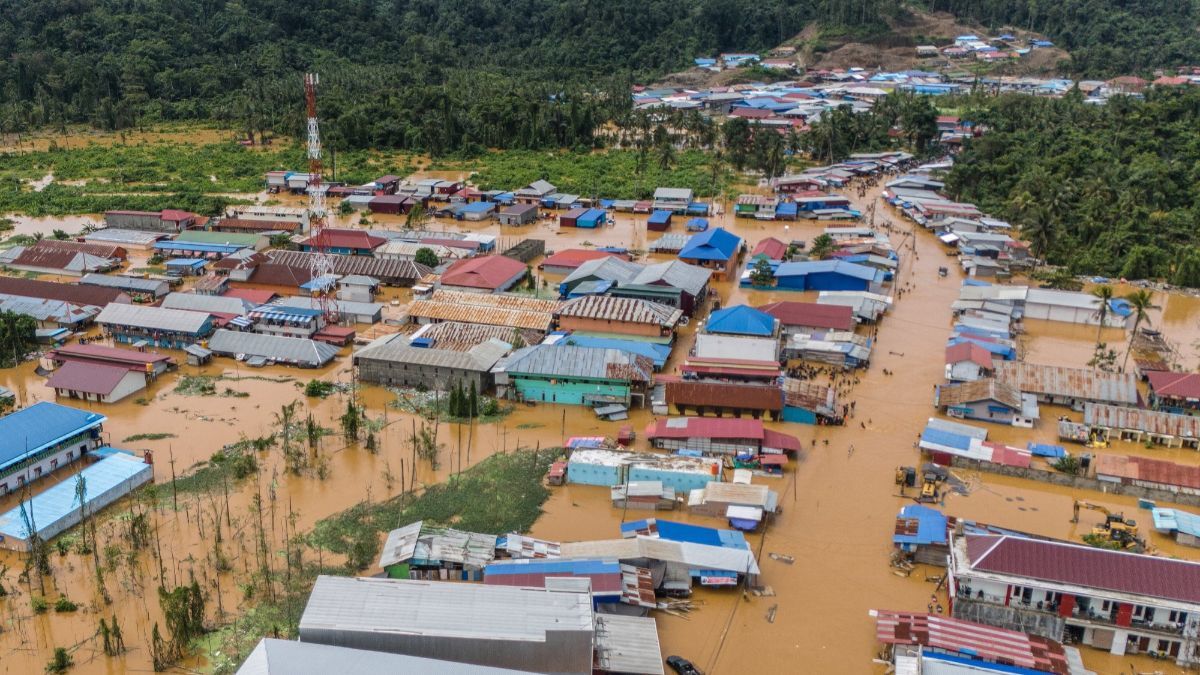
[{"left": 768, "top": 552, "right": 795, "bottom": 564}]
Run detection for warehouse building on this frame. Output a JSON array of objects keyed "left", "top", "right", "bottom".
[
  {"left": 207, "top": 329, "right": 339, "bottom": 368},
  {"left": 354, "top": 336, "right": 510, "bottom": 392}
]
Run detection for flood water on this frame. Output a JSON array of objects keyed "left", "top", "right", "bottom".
[{"left": 1, "top": 177, "right": 1198, "bottom": 674}]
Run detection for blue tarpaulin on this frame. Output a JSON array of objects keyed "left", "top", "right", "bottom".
[
  {"left": 686, "top": 217, "right": 709, "bottom": 231},
  {"left": 1027, "top": 443, "right": 1066, "bottom": 458}
]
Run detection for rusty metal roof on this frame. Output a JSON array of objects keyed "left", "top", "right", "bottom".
[
  {"left": 1084, "top": 403, "right": 1200, "bottom": 439},
  {"left": 995, "top": 362, "right": 1137, "bottom": 406},
  {"left": 937, "top": 378, "right": 1022, "bottom": 410},
  {"left": 406, "top": 290, "right": 560, "bottom": 331},
  {"left": 556, "top": 295, "right": 682, "bottom": 327},
  {"left": 502, "top": 344, "right": 652, "bottom": 382},
  {"left": 664, "top": 379, "right": 782, "bottom": 411}
]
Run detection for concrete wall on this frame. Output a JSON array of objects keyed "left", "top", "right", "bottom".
[
  {"left": 694, "top": 333, "right": 778, "bottom": 361},
  {"left": 946, "top": 456, "right": 1200, "bottom": 507},
  {"left": 356, "top": 358, "right": 492, "bottom": 394}
]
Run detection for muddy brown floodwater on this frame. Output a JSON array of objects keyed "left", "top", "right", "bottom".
[{"left": 1, "top": 177, "right": 1199, "bottom": 674}]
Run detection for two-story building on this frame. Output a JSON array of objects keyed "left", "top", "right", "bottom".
[
  {"left": 0, "top": 402, "right": 106, "bottom": 494},
  {"left": 96, "top": 303, "right": 214, "bottom": 348},
  {"left": 948, "top": 531, "right": 1200, "bottom": 666},
  {"left": 249, "top": 305, "right": 326, "bottom": 339}
]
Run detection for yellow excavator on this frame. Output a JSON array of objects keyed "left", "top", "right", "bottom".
[{"left": 1072, "top": 500, "right": 1145, "bottom": 551}]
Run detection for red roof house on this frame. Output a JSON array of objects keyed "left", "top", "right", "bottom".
[
  {"left": 440, "top": 256, "right": 528, "bottom": 293},
  {"left": 873, "top": 610, "right": 1071, "bottom": 674},
  {"left": 1146, "top": 371, "right": 1200, "bottom": 411},
  {"left": 757, "top": 301, "right": 855, "bottom": 332},
  {"left": 300, "top": 229, "right": 386, "bottom": 255},
  {"left": 539, "top": 249, "right": 627, "bottom": 274},
  {"left": 645, "top": 417, "right": 801, "bottom": 455},
  {"left": 750, "top": 237, "right": 788, "bottom": 261},
  {"left": 46, "top": 361, "right": 148, "bottom": 404}
]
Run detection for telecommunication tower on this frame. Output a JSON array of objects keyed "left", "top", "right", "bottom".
[{"left": 304, "top": 73, "right": 336, "bottom": 318}]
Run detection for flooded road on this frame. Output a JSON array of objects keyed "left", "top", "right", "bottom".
[{"left": 1, "top": 176, "right": 1198, "bottom": 673}]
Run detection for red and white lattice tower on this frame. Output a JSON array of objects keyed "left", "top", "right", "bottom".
[{"left": 304, "top": 73, "right": 336, "bottom": 318}]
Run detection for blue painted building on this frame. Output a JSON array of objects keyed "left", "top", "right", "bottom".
[
  {"left": 0, "top": 402, "right": 106, "bottom": 494},
  {"left": 620, "top": 518, "right": 749, "bottom": 550},
  {"left": 154, "top": 240, "right": 246, "bottom": 259},
  {"left": 893, "top": 504, "right": 948, "bottom": 555},
  {"left": 96, "top": 302, "right": 214, "bottom": 348},
  {"left": 704, "top": 305, "right": 778, "bottom": 337},
  {"left": 773, "top": 260, "right": 883, "bottom": 292},
  {"left": 566, "top": 449, "right": 721, "bottom": 493},
  {"left": 576, "top": 208, "right": 607, "bottom": 229}
]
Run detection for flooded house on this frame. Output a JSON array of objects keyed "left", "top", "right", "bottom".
[
  {"left": 210, "top": 217, "right": 302, "bottom": 235},
  {"left": 560, "top": 258, "right": 710, "bottom": 316},
  {"left": 662, "top": 379, "right": 783, "bottom": 420},
  {"left": 237, "top": 639, "right": 536, "bottom": 675},
  {"left": 0, "top": 402, "right": 106, "bottom": 493},
  {"left": 677, "top": 227, "right": 742, "bottom": 280},
  {"left": 406, "top": 290, "right": 558, "bottom": 333},
  {"left": 645, "top": 417, "right": 801, "bottom": 456},
  {"left": 995, "top": 362, "right": 1139, "bottom": 410},
  {"left": 83, "top": 228, "right": 170, "bottom": 251},
  {"left": 153, "top": 239, "right": 248, "bottom": 260},
  {"left": 554, "top": 295, "right": 682, "bottom": 343},
  {"left": 227, "top": 205, "right": 309, "bottom": 232},
  {"left": 566, "top": 449, "right": 722, "bottom": 493},
  {"left": 934, "top": 379, "right": 1040, "bottom": 426},
  {"left": 45, "top": 360, "right": 149, "bottom": 403},
  {"left": 611, "top": 481, "right": 678, "bottom": 511},
  {"left": 1060, "top": 403, "right": 1200, "bottom": 449},
  {"left": 514, "top": 180, "right": 556, "bottom": 205},
  {"left": 782, "top": 331, "right": 872, "bottom": 369},
  {"left": 354, "top": 335, "right": 510, "bottom": 392},
  {"left": 299, "top": 229, "right": 387, "bottom": 256},
  {"left": 103, "top": 208, "right": 198, "bottom": 233},
  {"left": 267, "top": 250, "right": 432, "bottom": 287},
  {"left": 494, "top": 344, "right": 652, "bottom": 407},
  {"left": 1094, "top": 454, "right": 1200, "bottom": 499},
  {"left": 0, "top": 450, "right": 152, "bottom": 551},
  {"left": 892, "top": 504, "right": 950, "bottom": 566},
  {"left": 46, "top": 342, "right": 174, "bottom": 378},
  {"left": 872, "top": 610, "right": 1085, "bottom": 675},
  {"left": 175, "top": 229, "right": 269, "bottom": 251},
  {"left": 0, "top": 244, "right": 118, "bottom": 276},
  {"left": 80, "top": 273, "right": 170, "bottom": 300},
  {"left": 1145, "top": 371, "right": 1200, "bottom": 415},
  {"left": 206, "top": 329, "right": 338, "bottom": 368},
  {"left": 376, "top": 521, "right": 497, "bottom": 581},
  {"left": 945, "top": 341, "right": 996, "bottom": 382},
  {"left": 817, "top": 290, "right": 892, "bottom": 323},
  {"left": 687, "top": 481, "right": 778, "bottom": 529},
  {"left": 96, "top": 303, "right": 214, "bottom": 348},
  {"left": 772, "top": 260, "right": 884, "bottom": 292},
  {"left": 781, "top": 379, "right": 839, "bottom": 424},
  {"left": 298, "top": 576, "right": 595, "bottom": 674},
  {"left": 651, "top": 187, "right": 693, "bottom": 213},
  {"left": 1024, "top": 288, "right": 1131, "bottom": 327},
  {"left": 539, "top": 249, "right": 625, "bottom": 276},
  {"left": 275, "top": 296, "right": 383, "bottom": 325},
  {"left": 484, "top": 558, "right": 624, "bottom": 605},
  {"left": 757, "top": 301, "right": 856, "bottom": 335},
  {"left": 1152, "top": 508, "right": 1200, "bottom": 548},
  {"left": 497, "top": 203, "right": 539, "bottom": 226},
  {"left": 439, "top": 256, "right": 528, "bottom": 294},
  {"left": 947, "top": 531, "right": 1200, "bottom": 666},
  {"left": 247, "top": 305, "right": 326, "bottom": 339},
  {"left": 0, "top": 293, "right": 98, "bottom": 331}
]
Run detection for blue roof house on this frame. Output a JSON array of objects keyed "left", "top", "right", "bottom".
[
  {"left": 893, "top": 504, "right": 948, "bottom": 554},
  {"left": 0, "top": 402, "right": 106, "bottom": 492},
  {"left": 678, "top": 227, "right": 743, "bottom": 280},
  {"left": 576, "top": 208, "right": 607, "bottom": 229},
  {"left": 773, "top": 260, "right": 883, "bottom": 292},
  {"left": 704, "top": 305, "right": 779, "bottom": 337}
]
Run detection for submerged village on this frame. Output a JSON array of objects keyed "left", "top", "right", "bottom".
[{"left": 4, "top": 47, "right": 1200, "bottom": 675}]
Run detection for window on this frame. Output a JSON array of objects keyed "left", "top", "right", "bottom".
[
  {"left": 1169, "top": 611, "right": 1188, "bottom": 624},
  {"left": 50, "top": 459, "right": 58, "bottom": 470},
  {"left": 1100, "top": 600, "right": 1112, "bottom": 612}
]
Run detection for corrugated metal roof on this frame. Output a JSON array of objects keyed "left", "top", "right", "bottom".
[
  {"left": 0, "top": 402, "right": 106, "bottom": 469},
  {"left": 299, "top": 576, "right": 593, "bottom": 640},
  {"left": 1095, "top": 454, "right": 1200, "bottom": 491},
  {"left": 268, "top": 250, "right": 431, "bottom": 283},
  {"left": 273, "top": 296, "right": 382, "bottom": 319},
  {"left": 775, "top": 260, "right": 881, "bottom": 282},
  {"left": 556, "top": 295, "right": 681, "bottom": 326},
  {"left": 679, "top": 227, "right": 741, "bottom": 261},
  {"left": 97, "top": 303, "right": 212, "bottom": 334},
  {"left": 560, "top": 535, "right": 760, "bottom": 575},
  {"left": 704, "top": 305, "right": 777, "bottom": 336},
  {"left": 0, "top": 293, "right": 96, "bottom": 324},
  {"left": 646, "top": 417, "right": 765, "bottom": 440},
  {"left": 594, "top": 614, "right": 665, "bottom": 675},
  {"left": 356, "top": 336, "right": 510, "bottom": 372},
  {"left": 45, "top": 361, "right": 136, "bottom": 396},
  {"left": 995, "top": 362, "right": 1137, "bottom": 405},
  {"left": 873, "top": 610, "right": 1071, "bottom": 674},
  {"left": 238, "top": 638, "right": 538, "bottom": 675},
  {"left": 1084, "top": 402, "right": 1200, "bottom": 438},
  {"left": 162, "top": 292, "right": 253, "bottom": 315},
  {"left": 80, "top": 273, "right": 167, "bottom": 294},
  {"left": 1146, "top": 370, "right": 1200, "bottom": 400},
  {"left": 502, "top": 344, "right": 652, "bottom": 382},
  {"left": 937, "top": 378, "right": 1022, "bottom": 410},
  {"left": 664, "top": 379, "right": 782, "bottom": 412},
  {"left": 207, "top": 329, "right": 338, "bottom": 367},
  {"left": 83, "top": 228, "right": 168, "bottom": 246},
  {"left": 378, "top": 521, "right": 424, "bottom": 568},
  {"left": 757, "top": 301, "right": 854, "bottom": 331}
]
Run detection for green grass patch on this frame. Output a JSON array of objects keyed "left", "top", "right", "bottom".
[
  {"left": 166, "top": 438, "right": 273, "bottom": 498},
  {"left": 122, "top": 432, "right": 177, "bottom": 442},
  {"left": 174, "top": 375, "right": 218, "bottom": 396}
]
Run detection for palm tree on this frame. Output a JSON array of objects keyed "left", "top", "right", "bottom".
[
  {"left": 1090, "top": 284, "right": 1114, "bottom": 347},
  {"left": 809, "top": 234, "right": 835, "bottom": 261},
  {"left": 1121, "top": 289, "right": 1157, "bottom": 371}
]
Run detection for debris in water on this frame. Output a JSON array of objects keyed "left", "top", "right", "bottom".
[
  {"left": 750, "top": 586, "right": 776, "bottom": 597},
  {"left": 768, "top": 553, "right": 794, "bottom": 564},
  {"left": 766, "top": 604, "right": 778, "bottom": 623}
]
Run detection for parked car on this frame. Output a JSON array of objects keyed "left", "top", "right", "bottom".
[{"left": 666, "top": 655, "right": 702, "bottom": 675}]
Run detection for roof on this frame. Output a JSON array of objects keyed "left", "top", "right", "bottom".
[
  {"left": 97, "top": 303, "right": 211, "bottom": 334},
  {"left": 653, "top": 187, "right": 693, "bottom": 200},
  {"left": 0, "top": 293, "right": 97, "bottom": 325},
  {"left": 552, "top": 335, "right": 671, "bottom": 368},
  {"left": 207, "top": 329, "right": 339, "bottom": 367},
  {"left": 46, "top": 361, "right": 137, "bottom": 396},
  {"left": 300, "top": 229, "right": 386, "bottom": 251},
  {"left": 501, "top": 344, "right": 653, "bottom": 382},
  {"left": 175, "top": 230, "right": 264, "bottom": 247},
  {"left": 9, "top": 247, "right": 112, "bottom": 273},
  {"left": 273, "top": 296, "right": 383, "bottom": 319},
  {"left": 893, "top": 504, "right": 948, "bottom": 546},
  {"left": 268, "top": 250, "right": 431, "bottom": 283},
  {"left": 962, "top": 533, "right": 1200, "bottom": 605},
  {"left": 515, "top": 179, "right": 556, "bottom": 196},
  {"left": 775, "top": 259, "right": 882, "bottom": 282},
  {"left": 750, "top": 237, "right": 788, "bottom": 260},
  {"left": 83, "top": 228, "right": 169, "bottom": 246},
  {"left": 593, "top": 614, "right": 665, "bottom": 675},
  {"left": 299, "top": 576, "right": 593, "bottom": 642},
  {"left": 1095, "top": 454, "right": 1200, "bottom": 491},
  {"left": 664, "top": 379, "right": 783, "bottom": 412},
  {"left": 1146, "top": 370, "right": 1200, "bottom": 400},
  {"left": 80, "top": 273, "right": 167, "bottom": 294},
  {"left": 646, "top": 416, "right": 766, "bottom": 441},
  {"left": 540, "top": 249, "right": 623, "bottom": 270},
  {"left": 556, "top": 295, "right": 682, "bottom": 327},
  {"left": 995, "top": 362, "right": 1138, "bottom": 405},
  {"left": 161, "top": 292, "right": 253, "bottom": 316},
  {"left": 563, "top": 256, "right": 644, "bottom": 287},
  {"left": 441, "top": 256, "right": 526, "bottom": 290},
  {"left": 1152, "top": 507, "right": 1200, "bottom": 538},
  {"left": 237, "top": 639, "right": 537, "bottom": 675},
  {"left": 757, "top": 301, "right": 854, "bottom": 331},
  {"left": 679, "top": 227, "right": 742, "bottom": 262},
  {"left": 47, "top": 343, "right": 172, "bottom": 368},
  {"left": 634, "top": 260, "right": 711, "bottom": 297},
  {"left": 213, "top": 217, "right": 300, "bottom": 232},
  {"left": 945, "top": 341, "right": 994, "bottom": 369},
  {"left": 406, "top": 290, "right": 559, "bottom": 331},
  {"left": 1084, "top": 402, "right": 1200, "bottom": 439},
  {"left": 873, "top": 610, "right": 1070, "bottom": 674},
  {"left": 0, "top": 276, "right": 127, "bottom": 309},
  {"left": 0, "top": 402, "right": 106, "bottom": 470},
  {"left": 356, "top": 336, "right": 510, "bottom": 372},
  {"left": 223, "top": 288, "right": 278, "bottom": 305},
  {"left": 560, "top": 535, "right": 759, "bottom": 575},
  {"left": 938, "top": 378, "right": 1022, "bottom": 410},
  {"left": 705, "top": 305, "right": 777, "bottom": 336},
  {"left": 31, "top": 239, "right": 125, "bottom": 259},
  {"left": 0, "top": 452, "right": 151, "bottom": 542}
]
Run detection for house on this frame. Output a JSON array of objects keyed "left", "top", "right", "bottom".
[
  {"left": 165, "top": 258, "right": 208, "bottom": 277},
  {"left": 892, "top": 504, "right": 950, "bottom": 566},
  {"left": 995, "top": 362, "right": 1138, "bottom": 410},
  {"left": 514, "top": 180, "right": 557, "bottom": 204},
  {"left": 935, "top": 379, "right": 1039, "bottom": 426},
  {"left": 494, "top": 344, "right": 653, "bottom": 407},
  {"left": 781, "top": 379, "right": 839, "bottom": 424},
  {"left": 249, "top": 304, "right": 326, "bottom": 338},
  {"left": 944, "top": 342, "right": 996, "bottom": 382},
  {"left": 773, "top": 260, "right": 883, "bottom": 292},
  {"left": 687, "top": 482, "right": 778, "bottom": 526},
  {"left": 1024, "top": 289, "right": 1130, "bottom": 327},
  {"left": 1146, "top": 371, "right": 1200, "bottom": 415},
  {"left": 407, "top": 290, "right": 559, "bottom": 333},
  {"left": 176, "top": 230, "right": 269, "bottom": 251},
  {"left": 559, "top": 528, "right": 758, "bottom": 590},
  {"left": 498, "top": 203, "right": 539, "bottom": 226},
  {"left": 96, "top": 303, "right": 214, "bottom": 348},
  {"left": 1095, "top": 454, "right": 1200, "bottom": 499},
  {"left": 704, "top": 305, "right": 778, "bottom": 337},
  {"left": 153, "top": 239, "right": 246, "bottom": 260},
  {"left": 266, "top": 250, "right": 431, "bottom": 287},
  {"left": 336, "top": 274, "right": 379, "bottom": 303},
  {"left": 485, "top": 557, "right": 625, "bottom": 605},
  {"left": 540, "top": 249, "right": 625, "bottom": 276},
  {"left": 757, "top": 301, "right": 855, "bottom": 334},
  {"left": 678, "top": 227, "right": 742, "bottom": 280},
  {"left": 0, "top": 402, "right": 106, "bottom": 494},
  {"left": 207, "top": 329, "right": 339, "bottom": 368},
  {"left": 236, "top": 639, "right": 537, "bottom": 675},
  {"left": 693, "top": 307, "right": 780, "bottom": 363},
  {"left": 46, "top": 361, "right": 147, "bottom": 404},
  {"left": 354, "top": 336, "right": 510, "bottom": 393},
  {"left": 83, "top": 228, "right": 170, "bottom": 251},
  {"left": 0, "top": 277, "right": 128, "bottom": 313},
  {"left": 652, "top": 188, "right": 694, "bottom": 213},
  {"left": 300, "top": 229, "right": 386, "bottom": 256},
  {"left": 559, "top": 258, "right": 711, "bottom": 316},
  {"left": 575, "top": 208, "right": 606, "bottom": 229},
  {"left": 0, "top": 293, "right": 98, "bottom": 330},
  {"left": 213, "top": 218, "right": 301, "bottom": 235},
  {"left": 440, "top": 256, "right": 528, "bottom": 294},
  {"left": 749, "top": 237, "right": 788, "bottom": 262},
  {"left": 30, "top": 239, "right": 126, "bottom": 261},
  {"left": 645, "top": 417, "right": 801, "bottom": 456},
  {"left": 558, "top": 208, "right": 588, "bottom": 228},
  {"left": 947, "top": 531, "right": 1200, "bottom": 666},
  {"left": 646, "top": 210, "right": 673, "bottom": 232},
  {"left": 458, "top": 202, "right": 496, "bottom": 221},
  {"left": 1, "top": 245, "right": 117, "bottom": 276},
  {"left": 663, "top": 379, "right": 783, "bottom": 420},
  {"left": 375, "top": 521, "right": 497, "bottom": 580},
  {"left": 227, "top": 205, "right": 309, "bottom": 232},
  {"left": 80, "top": 273, "right": 170, "bottom": 299},
  {"left": 1152, "top": 508, "right": 1200, "bottom": 548},
  {"left": 1062, "top": 403, "right": 1200, "bottom": 450},
  {"left": 104, "top": 209, "right": 198, "bottom": 233},
  {"left": 554, "top": 295, "right": 682, "bottom": 343},
  {"left": 45, "top": 343, "right": 174, "bottom": 379},
  {"left": 566, "top": 449, "right": 722, "bottom": 493},
  {"left": 274, "top": 297, "right": 381, "bottom": 325},
  {"left": 298, "top": 576, "right": 595, "bottom": 674}
]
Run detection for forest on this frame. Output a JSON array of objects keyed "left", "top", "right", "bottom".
[{"left": 946, "top": 88, "right": 1200, "bottom": 284}]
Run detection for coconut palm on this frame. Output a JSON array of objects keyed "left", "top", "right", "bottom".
[
  {"left": 1090, "top": 284, "right": 1114, "bottom": 348},
  {"left": 1121, "top": 289, "right": 1157, "bottom": 371}
]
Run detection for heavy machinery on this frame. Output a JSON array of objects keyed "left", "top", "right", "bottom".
[
  {"left": 895, "top": 466, "right": 917, "bottom": 495},
  {"left": 1072, "top": 500, "right": 1145, "bottom": 551},
  {"left": 896, "top": 465, "right": 946, "bottom": 503}
]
